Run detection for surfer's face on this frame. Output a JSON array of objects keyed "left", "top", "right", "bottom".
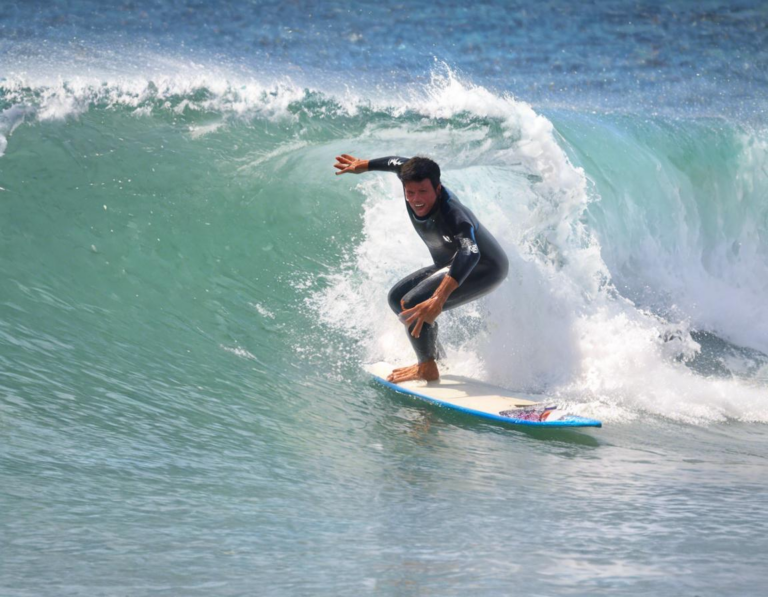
[{"left": 403, "top": 179, "right": 441, "bottom": 217}]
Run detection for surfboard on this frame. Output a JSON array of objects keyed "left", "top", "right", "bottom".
[{"left": 366, "top": 362, "right": 602, "bottom": 429}]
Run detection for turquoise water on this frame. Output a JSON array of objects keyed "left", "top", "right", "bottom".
[{"left": 2, "top": 1, "right": 768, "bottom": 595}]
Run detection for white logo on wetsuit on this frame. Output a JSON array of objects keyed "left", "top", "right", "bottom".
[
  {"left": 460, "top": 237, "right": 479, "bottom": 253},
  {"left": 388, "top": 158, "right": 403, "bottom": 167},
  {"left": 443, "top": 235, "right": 452, "bottom": 243}
]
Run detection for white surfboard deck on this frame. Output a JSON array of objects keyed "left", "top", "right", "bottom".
[{"left": 366, "top": 362, "right": 602, "bottom": 429}]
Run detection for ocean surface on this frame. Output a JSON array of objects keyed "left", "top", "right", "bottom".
[{"left": 2, "top": 1, "right": 768, "bottom": 595}]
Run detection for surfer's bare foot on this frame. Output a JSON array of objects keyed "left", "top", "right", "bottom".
[{"left": 387, "top": 360, "right": 439, "bottom": 383}]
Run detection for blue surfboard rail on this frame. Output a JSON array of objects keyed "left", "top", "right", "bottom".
[{"left": 370, "top": 372, "right": 602, "bottom": 429}]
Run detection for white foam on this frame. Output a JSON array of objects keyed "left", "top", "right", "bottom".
[
  {"left": 0, "top": 48, "right": 311, "bottom": 127},
  {"left": 0, "top": 104, "right": 31, "bottom": 157}
]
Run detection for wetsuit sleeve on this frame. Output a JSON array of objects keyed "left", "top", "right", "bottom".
[
  {"left": 367, "top": 156, "right": 410, "bottom": 175},
  {"left": 448, "top": 222, "right": 481, "bottom": 285}
]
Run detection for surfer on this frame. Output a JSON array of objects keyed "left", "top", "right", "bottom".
[{"left": 334, "top": 154, "right": 509, "bottom": 383}]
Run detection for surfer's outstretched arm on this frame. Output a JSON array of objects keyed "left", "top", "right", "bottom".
[{"left": 334, "top": 154, "right": 410, "bottom": 175}]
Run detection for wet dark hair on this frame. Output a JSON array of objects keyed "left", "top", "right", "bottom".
[{"left": 398, "top": 156, "right": 441, "bottom": 190}]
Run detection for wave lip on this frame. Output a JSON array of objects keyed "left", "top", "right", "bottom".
[{"left": 1, "top": 70, "right": 312, "bottom": 123}]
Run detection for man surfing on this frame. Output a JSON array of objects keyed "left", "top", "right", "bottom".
[{"left": 334, "top": 154, "right": 509, "bottom": 383}]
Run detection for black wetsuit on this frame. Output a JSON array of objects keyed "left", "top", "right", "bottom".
[{"left": 368, "top": 156, "right": 509, "bottom": 362}]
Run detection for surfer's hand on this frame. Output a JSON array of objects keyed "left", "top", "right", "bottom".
[
  {"left": 400, "top": 298, "right": 444, "bottom": 338},
  {"left": 334, "top": 154, "right": 368, "bottom": 175},
  {"left": 399, "top": 275, "right": 459, "bottom": 338}
]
